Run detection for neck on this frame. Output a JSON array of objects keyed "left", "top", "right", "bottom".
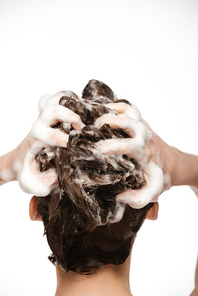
[{"left": 55, "top": 255, "right": 132, "bottom": 296}]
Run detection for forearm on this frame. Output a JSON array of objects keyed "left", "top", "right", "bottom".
[
  {"left": 170, "top": 148, "right": 198, "bottom": 189},
  {"left": 0, "top": 144, "right": 22, "bottom": 185},
  {"left": 146, "top": 133, "right": 198, "bottom": 190}
]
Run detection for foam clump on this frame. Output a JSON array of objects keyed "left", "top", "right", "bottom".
[{"left": 0, "top": 168, "right": 15, "bottom": 183}]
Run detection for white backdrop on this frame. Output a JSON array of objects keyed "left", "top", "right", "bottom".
[{"left": 0, "top": 1, "right": 198, "bottom": 295}]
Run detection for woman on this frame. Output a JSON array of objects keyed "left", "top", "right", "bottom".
[{"left": 0, "top": 80, "right": 198, "bottom": 295}]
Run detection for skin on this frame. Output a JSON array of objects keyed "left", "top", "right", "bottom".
[{"left": 55, "top": 255, "right": 132, "bottom": 296}]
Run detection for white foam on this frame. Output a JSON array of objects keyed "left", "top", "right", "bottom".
[
  {"left": 14, "top": 91, "right": 86, "bottom": 196},
  {"left": 95, "top": 108, "right": 168, "bottom": 210},
  {"left": 38, "top": 94, "right": 51, "bottom": 114},
  {"left": 44, "top": 148, "right": 55, "bottom": 158},
  {"left": 117, "top": 161, "right": 164, "bottom": 209},
  {"left": 97, "top": 138, "right": 147, "bottom": 169},
  {"left": 31, "top": 104, "right": 85, "bottom": 148},
  {"left": 19, "top": 89, "right": 166, "bottom": 212},
  {"left": 63, "top": 122, "right": 71, "bottom": 131},
  {"left": 15, "top": 140, "right": 57, "bottom": 196},
  {"left": 95, "top": 114, "right": 152, "bottom": 149},
  {"left": 163, "top": 173, "right": 171, "bottom": 191},
  {"left": 96, "top": 130, "right": 165, "bottom": 209},
  {"left": 0, "top": 168, "right": 15, "bottom": 182},
  {"left": 38, "top": 91, "right": 78, "bottom": 114},
  {"left": 112, "top": 200, "right": 126, "bottom": 223},
  {"left": 106, "top": 102, "right": 142, "bottom": 120}
]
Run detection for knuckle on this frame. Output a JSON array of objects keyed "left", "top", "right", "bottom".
[
  {"left": 38, "top": 94, "right": 50, "bottom": 112},
  {"left": 118, "top": 113, "right": 128, "bottom": 120},
  {"left": 40, "top": 105, "right": 54, "bottom": 118},
  {"left": 73, "top": 113, "right": 81, "bottom": 122},
  {"left": 118, "top": 114, "right": 132, "bottom": 127},
  {"left": 119, "top": 102, "right": 128, "bottom": 111}
]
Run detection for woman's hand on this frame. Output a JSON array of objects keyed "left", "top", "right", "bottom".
[
  {"left": 95, "top": 102, "right": 176, "bottom": 209},
  {"left": 0, "top": 91, "right": 84, "bottom": 196}
]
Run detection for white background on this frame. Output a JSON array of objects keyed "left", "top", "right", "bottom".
[{"left": 0, "top": 0, "right": 198, "bottom": 295}]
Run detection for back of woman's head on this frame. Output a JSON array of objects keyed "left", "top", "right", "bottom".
[{"left": 35, "top": 79, "right": 154, "bottom": 274}]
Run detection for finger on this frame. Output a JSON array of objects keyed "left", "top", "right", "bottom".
[
  {"left": 116, "top": 161, "right": 164, "bottom": 209},
  {"left": 96, "top": 114, "right": 152, "bottom": 148},
  {"left": 105, "top": 102, "right": 142, "bottom": 121},
  {"left": 38, "top": 91, "right": 75, "bottom": 113},
  {"left": 19, "top": 168, "right": 58, "bottom": 196},
  {"left": 39, "top": 105, "right": 84, "bottom": 129},
  {"left": 97, "top": 138, "right": 146, "bottom": 166},
  {"left": 105, "top": 102, "right": 150, "bottom": 127},
  {"left": 31, "top": 119, "right": 69, "bottom": 147},
  {"left": 31, "top": 105, "right": 84, "bottom": 146},
  {"left": 38, "top": 94, "right": 51, "bottom": 113},
  {"left": 18, "top": 143, "right": 58, "bottom": 196}
]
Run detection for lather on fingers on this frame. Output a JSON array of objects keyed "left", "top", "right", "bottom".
[
  {"left": 31, "top": 104, "right": 84, "bottom": 147},
  {"left": 105, "top": 102, "right": 150, "bottom": 127},
  {"left": 95, "top": 113, "right": 152, "bottom": 151},
  {"left": 96, "top": 111, "right": 166, "bottom": 209},
  {"left": 38, "top": 91, "right": 79, "bottom": 113},
  {"left": 16, "top": 91, "right": 85, "bottom": 196}
]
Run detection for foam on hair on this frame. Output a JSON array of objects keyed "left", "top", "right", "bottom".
[{"left": 35, "top": 79, "right": 153, "bottom": 274}]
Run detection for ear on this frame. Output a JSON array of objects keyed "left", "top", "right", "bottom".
[
  {"left": 146, "top": 202, "right": 159, "bottom": 220},
  {"left": 29, "top": 196, "right": 42, "bottom": 221}
]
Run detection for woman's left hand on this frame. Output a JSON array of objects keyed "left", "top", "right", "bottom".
[
  {"left": 95, "top": 102, "right": 175, "bottom": 209},
  {"left": 0, "top": 91, "right": 84, "bottom": 196}
]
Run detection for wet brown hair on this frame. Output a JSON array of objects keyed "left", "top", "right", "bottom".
[{"left": 35, "top": 79, "right": 154, "bottom": 274}]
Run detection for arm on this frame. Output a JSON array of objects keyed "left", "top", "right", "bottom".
[
  {"left": 171, "top": 148, "right": 198, "bottom": 190},
  {"left": 0, "top": 142, "right": 23, "bottom": 185},
  {"left": 0, "top": 91, "right": 84, "bottom": 195},
  {"left": 146, "top": 138, "right": 198, "bottom": 190}
]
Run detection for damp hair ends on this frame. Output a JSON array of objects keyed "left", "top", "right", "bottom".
[{"left": 35, "top": 79, "right": 154, "bottom": 274}]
